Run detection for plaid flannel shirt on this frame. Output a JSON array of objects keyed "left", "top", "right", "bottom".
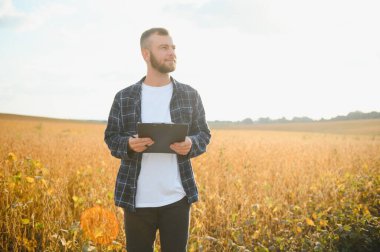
[{"left": 104, "top": 76, "right": 211, "bottom": 212}]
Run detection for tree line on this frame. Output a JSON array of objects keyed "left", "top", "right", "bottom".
[{"left": 209, "top": 111, "right": 380, "bottom": 125}]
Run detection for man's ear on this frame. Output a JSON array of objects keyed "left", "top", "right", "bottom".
[{"left": 141, "top": 48, "right": 150, "bottom": 62}]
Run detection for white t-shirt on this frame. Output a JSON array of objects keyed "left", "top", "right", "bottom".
[{"left": 135, "top": 82, "right": 186, "bottom": 207}]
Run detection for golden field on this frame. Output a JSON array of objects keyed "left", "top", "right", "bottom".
[{"left": 1, "top": 114, "right": 379, "bottom": 251}]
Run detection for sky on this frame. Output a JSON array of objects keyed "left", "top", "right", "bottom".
[{"left": 0, "top": 0, "right": 379, "bottom": 121}]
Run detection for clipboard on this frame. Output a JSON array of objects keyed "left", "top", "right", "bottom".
[{"left": 137, "top": 123, "right": 189, "bottom": 153}]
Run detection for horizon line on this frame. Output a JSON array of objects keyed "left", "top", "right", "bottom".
[{"left": 1, "top": 110, "right": 379, "bottom": 123}]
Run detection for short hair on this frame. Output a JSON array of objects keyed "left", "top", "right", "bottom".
[{"left": 140, "top": 27, "right": 170, "bottom": 49}]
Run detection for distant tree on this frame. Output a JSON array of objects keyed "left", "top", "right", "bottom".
[
  {"left": 241, "top": 118, "right": 254, "bottom": 124},
  {"left": 322, "top": 111, "right": 380, "bottom": 121},
  {"left": 368, "top": 111, "right": 380, "bottom": 119},
  {"left": 346, "top": 111, "right": 365, "bottom": 120},
  {"left": 258, "top": 117, "right": 271, "bottom": 124},
  {"left": 291, "top": 116, "right": 313, "bottom": 122},
  {"left": 274, "top": 117, "right": 289, "bottom": 123}
]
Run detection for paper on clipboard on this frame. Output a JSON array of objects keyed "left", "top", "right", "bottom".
[{"left": 137, "top": 123, "right": 189, "bottom": 153}]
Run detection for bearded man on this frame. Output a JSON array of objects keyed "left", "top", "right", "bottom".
[{"left": 104, "top": 27, "right": 211, "bottom": 252}]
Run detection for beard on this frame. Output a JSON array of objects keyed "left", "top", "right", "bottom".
[{"left": 149, "top": 52, "right": 176, "bottom": 74}]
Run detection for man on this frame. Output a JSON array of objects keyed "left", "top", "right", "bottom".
[{"left": 104, "top": 28, "right": 211, "bottom": 252}]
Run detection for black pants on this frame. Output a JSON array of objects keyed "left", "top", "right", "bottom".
[{"left": 123, "top": 197, "right": 191, "bottom": 252}]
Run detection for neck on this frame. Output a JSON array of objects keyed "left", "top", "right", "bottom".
[{"left": 144, "top": 69, "right": 171, "bottom": 87}]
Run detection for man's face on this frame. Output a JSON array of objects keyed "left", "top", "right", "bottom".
[{"left": 145, "top": 34, "right": 176, "bottom": 74}]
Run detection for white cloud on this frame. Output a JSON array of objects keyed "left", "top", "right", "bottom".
[
  {"left": 165, "top": 0, "right": 280, "bottom": 33},
  {"left": 0, "top": 0, "right": 26, "bottom": 28},
  {"left": 0, "top": 0, "right": 75, "bottom": 31}
]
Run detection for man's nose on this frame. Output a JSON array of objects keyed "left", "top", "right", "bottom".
[{"left": 168, "top": 47, "right": 176, "bottom": 56}]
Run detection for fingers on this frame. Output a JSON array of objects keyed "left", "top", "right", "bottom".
[
  {"left": 128, "top": 137, "right": 154, "bottom": 152},
  {"left": 132, "top": 146, "right": 147, "bottom": 153},
  {"left": 170, "top": 143, "right": 191, "bottom": 155},
  {"left": 128, "top": 136, "right": 192, "bottom": 154},
  {"left": 169, "top": 137, "right": 192, "bottom": 155},
  {"left": 130, "top": 137, "right": 154, "bottom": 145},
  {"left": 171, "top": 137, "right": 191, "bottom": 148},
  {"left": 139, "top": 140, "right": 154, "bottom": 147},
  {"left": 171, "top": 142, "right": 190, "bottom": 149}
]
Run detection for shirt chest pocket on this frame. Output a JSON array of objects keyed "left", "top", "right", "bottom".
[
  {"left": 121, "top": 100, "right": 139, "bottom": 132},
  {"left": 179, "top": 107, "right": 193, "bottom": 124}
]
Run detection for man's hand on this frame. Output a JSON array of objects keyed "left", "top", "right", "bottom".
[
  {"left": 128, "top": 135, "right": 154, "bottom": 153},
  {"left": 170, "top": 137, "right": 192, "bottom": 155}
]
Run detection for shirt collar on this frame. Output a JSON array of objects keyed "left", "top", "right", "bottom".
[{"left": 137, "top": 76, "right": 181, "bottom": 94}]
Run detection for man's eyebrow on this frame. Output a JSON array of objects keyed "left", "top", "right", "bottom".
[{"left": 159, "top": 44, "right": 176, "bottom": 48}]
